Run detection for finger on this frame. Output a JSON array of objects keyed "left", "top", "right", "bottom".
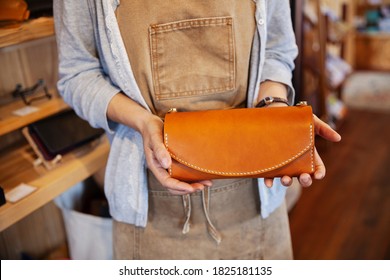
[
  {"left": 168, "top": 188, "right": 197, "bottom": 196},
  {"left": 281, "top": 176, "right": 293, "bottom": 187},
  {"left": 165, "top": 179, "right": 199, "bottom": 194},
  {"left": 299, "top": 173, "right": 312, "bottom": 187},
  {"left": 189, "top": 182, "right": 207, "bottom": 191},
  {"left": 313, "top": 115, "right": 341, "bottom": 142},
  {"left": 264, "top": 178, "right": 274, "bottom": 188},
  {"left": 155, "top": 145, "right": 171, "bottom": 169},
  {"left": 145, "top": 151, "right": 191, "bottom": 192},
  {"left": 197, "top": 180, "right": 213, "bottom": 188},
  {"left": 153, "top": 162, "right": 207, "bottom": 193},
  {"left": 149, "top": 136, "right": 172, "bottom": 169},
  {"left": 147, "top": 147, "right": 212, "bottom": 194},
  {"left": 313, "top": 148, "right": 326, "bottom": 180},
  {"left": 169, "top": 179, "right": 212, "bottom": 193},
  {"left": 299, "top": 148, "right": 325, "bottom": 187},
  {"left": 157, "top": 169, "right": 198, "bottom": 193},
  {"left": 166, "top": 181, "right": 208, "bottom": 195}
]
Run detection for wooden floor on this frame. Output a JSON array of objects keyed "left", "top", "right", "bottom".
[{"left": 288, "top": 108, "right": 390, "bottom": 260}]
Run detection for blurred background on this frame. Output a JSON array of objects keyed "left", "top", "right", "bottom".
[{"left": 288, "top": 0, "right": 390, "bottom": 260}]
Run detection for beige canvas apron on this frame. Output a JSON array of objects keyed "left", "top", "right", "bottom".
[{"left": 114, "top": 0, "right": 293, "bottom": 259}]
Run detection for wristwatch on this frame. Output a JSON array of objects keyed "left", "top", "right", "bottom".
[{"left": 255, "top": 96, "right": 290, "bottom": 108}]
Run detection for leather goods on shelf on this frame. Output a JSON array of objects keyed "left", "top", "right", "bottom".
[
  {"left": 23, "top": 109, "right": 104, "bottom": 166},
  {"left": 163, "top": 105, "right": 315, "bottom": 182},
  {"left": 0, "top": 0, "right": 30, "bottom": 22}
]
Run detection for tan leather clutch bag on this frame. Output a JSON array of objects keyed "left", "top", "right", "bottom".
[{"left": 163, "top": 105, "right": 315, "bottom": 182}]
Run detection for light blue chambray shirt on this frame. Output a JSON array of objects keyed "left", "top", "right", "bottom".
[{"left": 53, "top": 0, "right": 298, "bottom": 227}]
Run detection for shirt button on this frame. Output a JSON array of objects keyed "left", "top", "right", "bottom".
[{"left": 258, "top": 18, "right": 265, "bottom": 25}]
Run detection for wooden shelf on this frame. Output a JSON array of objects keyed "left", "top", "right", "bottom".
[
  {"left": 357, "top": 1, "right": 390, "bottom": 14},
  {"left": 0, "top": 93, "right": 69, "bottom": 137},
  {"left": 0, "top": 17, "right": 54, "bottom": 49},
  {"left": 0, "top": 136, "right": 110, "bottom": 232},
  {"left": 356, "top": 31, "right": 390, "bottom": 38}
]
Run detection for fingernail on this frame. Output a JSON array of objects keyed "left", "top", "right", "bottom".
[
  {"left": 282, "top": 178, "right": 291, "bottom": 185},
  {"left": 302, "top": 176, "right": 310, "bottom": 184},
  {"left": 202, "top": 181, "right": 212, "bottom": 188},
  {"left": 265, "top": 182, "right": 272, "bottom": 188}
]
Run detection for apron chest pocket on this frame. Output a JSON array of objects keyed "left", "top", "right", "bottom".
[{"left": 149, "top": 16, "right": 236, "bottom": 100}]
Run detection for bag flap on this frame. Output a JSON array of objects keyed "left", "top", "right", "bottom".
[{"left": 164, "top": 106, "right": 314, "bottom": 177}]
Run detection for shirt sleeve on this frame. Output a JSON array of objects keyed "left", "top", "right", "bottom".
[
  {"left": 261, "top": 0, "right": 299, "bottom": 104},
  {"left": 53, "top": 0, "right": 119, "bottom": 133}
]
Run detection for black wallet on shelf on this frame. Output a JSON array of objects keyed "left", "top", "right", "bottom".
[{"left": 25, "top": 109, "right": 104, "bottom": 161}]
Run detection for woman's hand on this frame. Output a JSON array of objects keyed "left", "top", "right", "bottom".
[
  {"left": 107, "top": 93, "right": 212, "bottom": 195},
  {"left": 140, "top": 114, "right": 212, "bottom": 195},
  {"left": 264, "top": 114, "right": 342, "bottom": 188},
  {"left": 257, "top": 81, "right": 341, "bottom": 188}
]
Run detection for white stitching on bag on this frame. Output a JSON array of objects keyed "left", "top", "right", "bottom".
[
  {"left": 165, "top": 124, "right": 314, "bottom": 176},
  {"left": 165, "top": 133, "right": 173, "bottom": 176}
]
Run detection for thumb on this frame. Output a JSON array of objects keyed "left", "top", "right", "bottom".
[
  {"left": 313, "top": 115, "right": 341, "bottom": 142},
  {"left": 153, "top": 141, "right": 172, "bottom": 169}
]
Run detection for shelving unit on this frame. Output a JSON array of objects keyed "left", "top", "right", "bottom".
[
  {"left": 0, "top": 16, "right": 109, "bottom": 255},
  {"left": 0, "top": 17, "right": 54, "bottom": 49},
  {"left": 0, "top": 94, "right": 68, "bottom": 136},
  {"left": 0, "top": 137, "right": 109, "bottom": 231},
  {"left": 290, "top": 0, "right": 305, "bottom": 102},
  {"left": 302, "top": 0, "right": 353, "bottom": 126}
]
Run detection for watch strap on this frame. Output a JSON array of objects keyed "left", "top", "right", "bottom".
[{"left": 255, "top": 96, "right": 290, "bottom": 108}]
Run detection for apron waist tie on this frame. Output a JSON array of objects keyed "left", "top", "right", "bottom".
[
  {"left": 182, "top": 194, "right": 191, "bottom": 234},
  {"left": 202, "top": 187, "right": 223, "bottom": 244},
  {"left": 181, "top": 187, "right": 222, "bottom": 245}
]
